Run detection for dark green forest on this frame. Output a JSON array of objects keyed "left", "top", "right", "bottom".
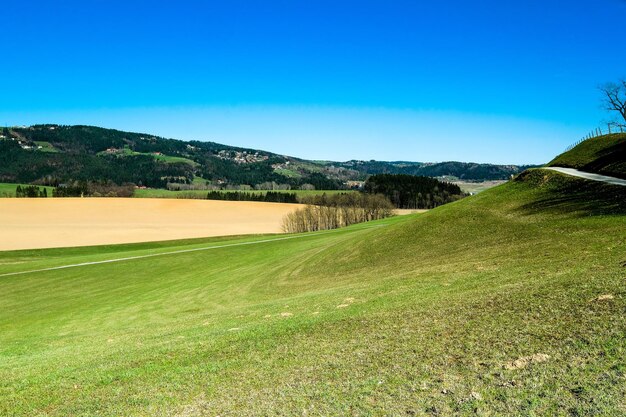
[
  {"left": 206, "top": 191, "right": 298, "bottom": 203},
  {"left": 0, "top": 136, "right": 193, "bottom": 188},
  {"left": 15, "top": 185, "right": 47, "bottom": 198},
  {"left": 363, "top": 174, "right": 467, "bottom": 209},
  {"left": 336, "top": 160, "right": 535, "bottom": 180}
]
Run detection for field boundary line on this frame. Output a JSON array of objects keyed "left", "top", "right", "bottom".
[{"left": 0, "top": 225, "right": 386, "bottom": 278}]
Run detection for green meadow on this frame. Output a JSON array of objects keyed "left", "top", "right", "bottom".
[
  {"left": 132, "top": 188, "right": 353, "bottom": 199},
  {"left": 0, "top": 183, "right": 54, "bottom": 198},
  {"left": 0, "top": 182, "right": 351, "bottom": 199},
  {"left": 1, "top": 166, "right": 624, "bottom": 415},
  {"left": 97, "top": 146, "right": 199, "bottom": 166}
]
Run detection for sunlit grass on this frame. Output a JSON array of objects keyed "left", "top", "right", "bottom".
[{"left": 0, "top": 170, "right": 624, "bottom": 415}]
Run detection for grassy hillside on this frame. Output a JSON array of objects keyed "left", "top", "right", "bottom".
[
  {"left": 96, "top": 146, "right": 199, "bottom": 166},
  {"left": 548, "top": 133, "right": 626, "bottom": 179},
  {"left": 0, "top": 170, "right": 625, "bottom": 415}
]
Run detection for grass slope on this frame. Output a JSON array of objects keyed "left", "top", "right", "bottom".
[
  {"left": 548, "top": 133, "right": 626, "bottom": 179},
  {"left": 1, "top": 170, "right": 625, "bottom": 416},
  {"left": 33, "top": 141, "right": 59, "bottom": 153}
]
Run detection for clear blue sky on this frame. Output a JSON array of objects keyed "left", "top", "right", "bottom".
[{"left": 1, "top": 0, "right": 625, "bottom": 164}]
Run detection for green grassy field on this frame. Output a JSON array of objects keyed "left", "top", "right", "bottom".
[
  {"left": 150, "top": 153, "right": 198, "bottom": 165},
  {"left": 96, "top": 146, "right": 198, "bottom": 166},
  {"left": 33, "top": 141, "right": 60, "bottom": 153},
  {"left": 0, "top": 182, "right": 54, "bottom": 197},
  {"left": 1, "top": 168, "right": 625, "bottom": 415},
  {"left": 133, "top": 188, "right": 354, "bottom": 199},
  {"left": 274, "top": 167, "right": 304, "bottom": 178},
  {"left": 548, "top": 133, "right": 626, "bottom": 179}
]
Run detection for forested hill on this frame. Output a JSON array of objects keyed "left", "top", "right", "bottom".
[
  {"left": 0, "top": 124, "right": 533, "bottom": 189},
  {"left": 331, "top": 160, "right": 536, "bottom": 181}
]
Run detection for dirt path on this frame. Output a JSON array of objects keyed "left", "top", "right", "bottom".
[
  {"left": 0, "top": 198, "right": 302, "bottom": 251},
  {"left": 546, "top": 167, "right": 626, "bottom": 186}
]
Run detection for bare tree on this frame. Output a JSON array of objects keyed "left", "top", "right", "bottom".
[
  {"left": 599, "top": 79, "right": 626, "bottom": 128},
  {"left": 282, "top": 193, "right": 395, "bottom": 233}
]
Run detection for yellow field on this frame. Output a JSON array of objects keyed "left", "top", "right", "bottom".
[
  {"left": 394, "top": 209, "right": 428, "bottom": 215},
  {"left": 0, "top": 198, "right": 302, "bottom": 251}
]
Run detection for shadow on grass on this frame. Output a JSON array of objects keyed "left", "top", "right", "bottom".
[
  {"left": 516, "top": 170, "right": 626, "bottom": 217},
  {"left": 582, "top": 140, "right": 626, "bottom": 180}
]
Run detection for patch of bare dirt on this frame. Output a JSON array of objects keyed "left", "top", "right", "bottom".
[
  {"left": 595, "top": 294, "right": 615, "bottom": 301},
  {"left": 505, "top": 353, "right": 550, "bottom": 370},
  {"left": 394, "top": 209, "right": 428, "bottom": 216},
  {"left": 337, "top": 297, "right": 356, "bottom": 308}
]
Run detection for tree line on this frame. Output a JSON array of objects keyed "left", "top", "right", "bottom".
[
  {"left": 206, "top": 191, "right": 298, "bottom": 203},
  {"left": 15, "top": 185, "right": 48, "bottom": 198},
  {"left": 53, "top": 181, "right": 135, "bottom": 197},
  {"left": 363, "top": 174, "right": 466, "bottom": 209},
  {"left": 282, "top": 193, "right": 395, "bottom": 233}
]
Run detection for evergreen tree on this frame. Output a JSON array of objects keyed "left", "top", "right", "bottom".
[{"left": 364, "top": 174, "right": 466, "bottom": 209}]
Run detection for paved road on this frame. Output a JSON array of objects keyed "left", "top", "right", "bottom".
[{"left": 545, "top": 167, "right": 626, "bottom": 187}]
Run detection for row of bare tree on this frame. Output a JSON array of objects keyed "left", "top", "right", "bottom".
[{"left": 282, "top": 193, "right": 395, "bottom": 233}]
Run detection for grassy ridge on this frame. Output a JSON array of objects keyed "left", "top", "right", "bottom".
[
  {"left": 548, "top": 133, "right": 626, "bottom": 179},
  {"left": 0, "top": 171, "right": 625, "bottom": 415}
]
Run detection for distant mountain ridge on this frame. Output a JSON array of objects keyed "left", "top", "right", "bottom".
[
  {"left": 329, "top": 159, "right": 533, "bottom": 180},
  {"left": 0, "top": 124, "right": 535, "bottom": 189}
]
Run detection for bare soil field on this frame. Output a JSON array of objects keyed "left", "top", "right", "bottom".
[
  {"left": 395, "top": 209, "right": 428, "bottom": 215},
  {"left": 0, "top": 198, "right": 302, "bottom": 251}
]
